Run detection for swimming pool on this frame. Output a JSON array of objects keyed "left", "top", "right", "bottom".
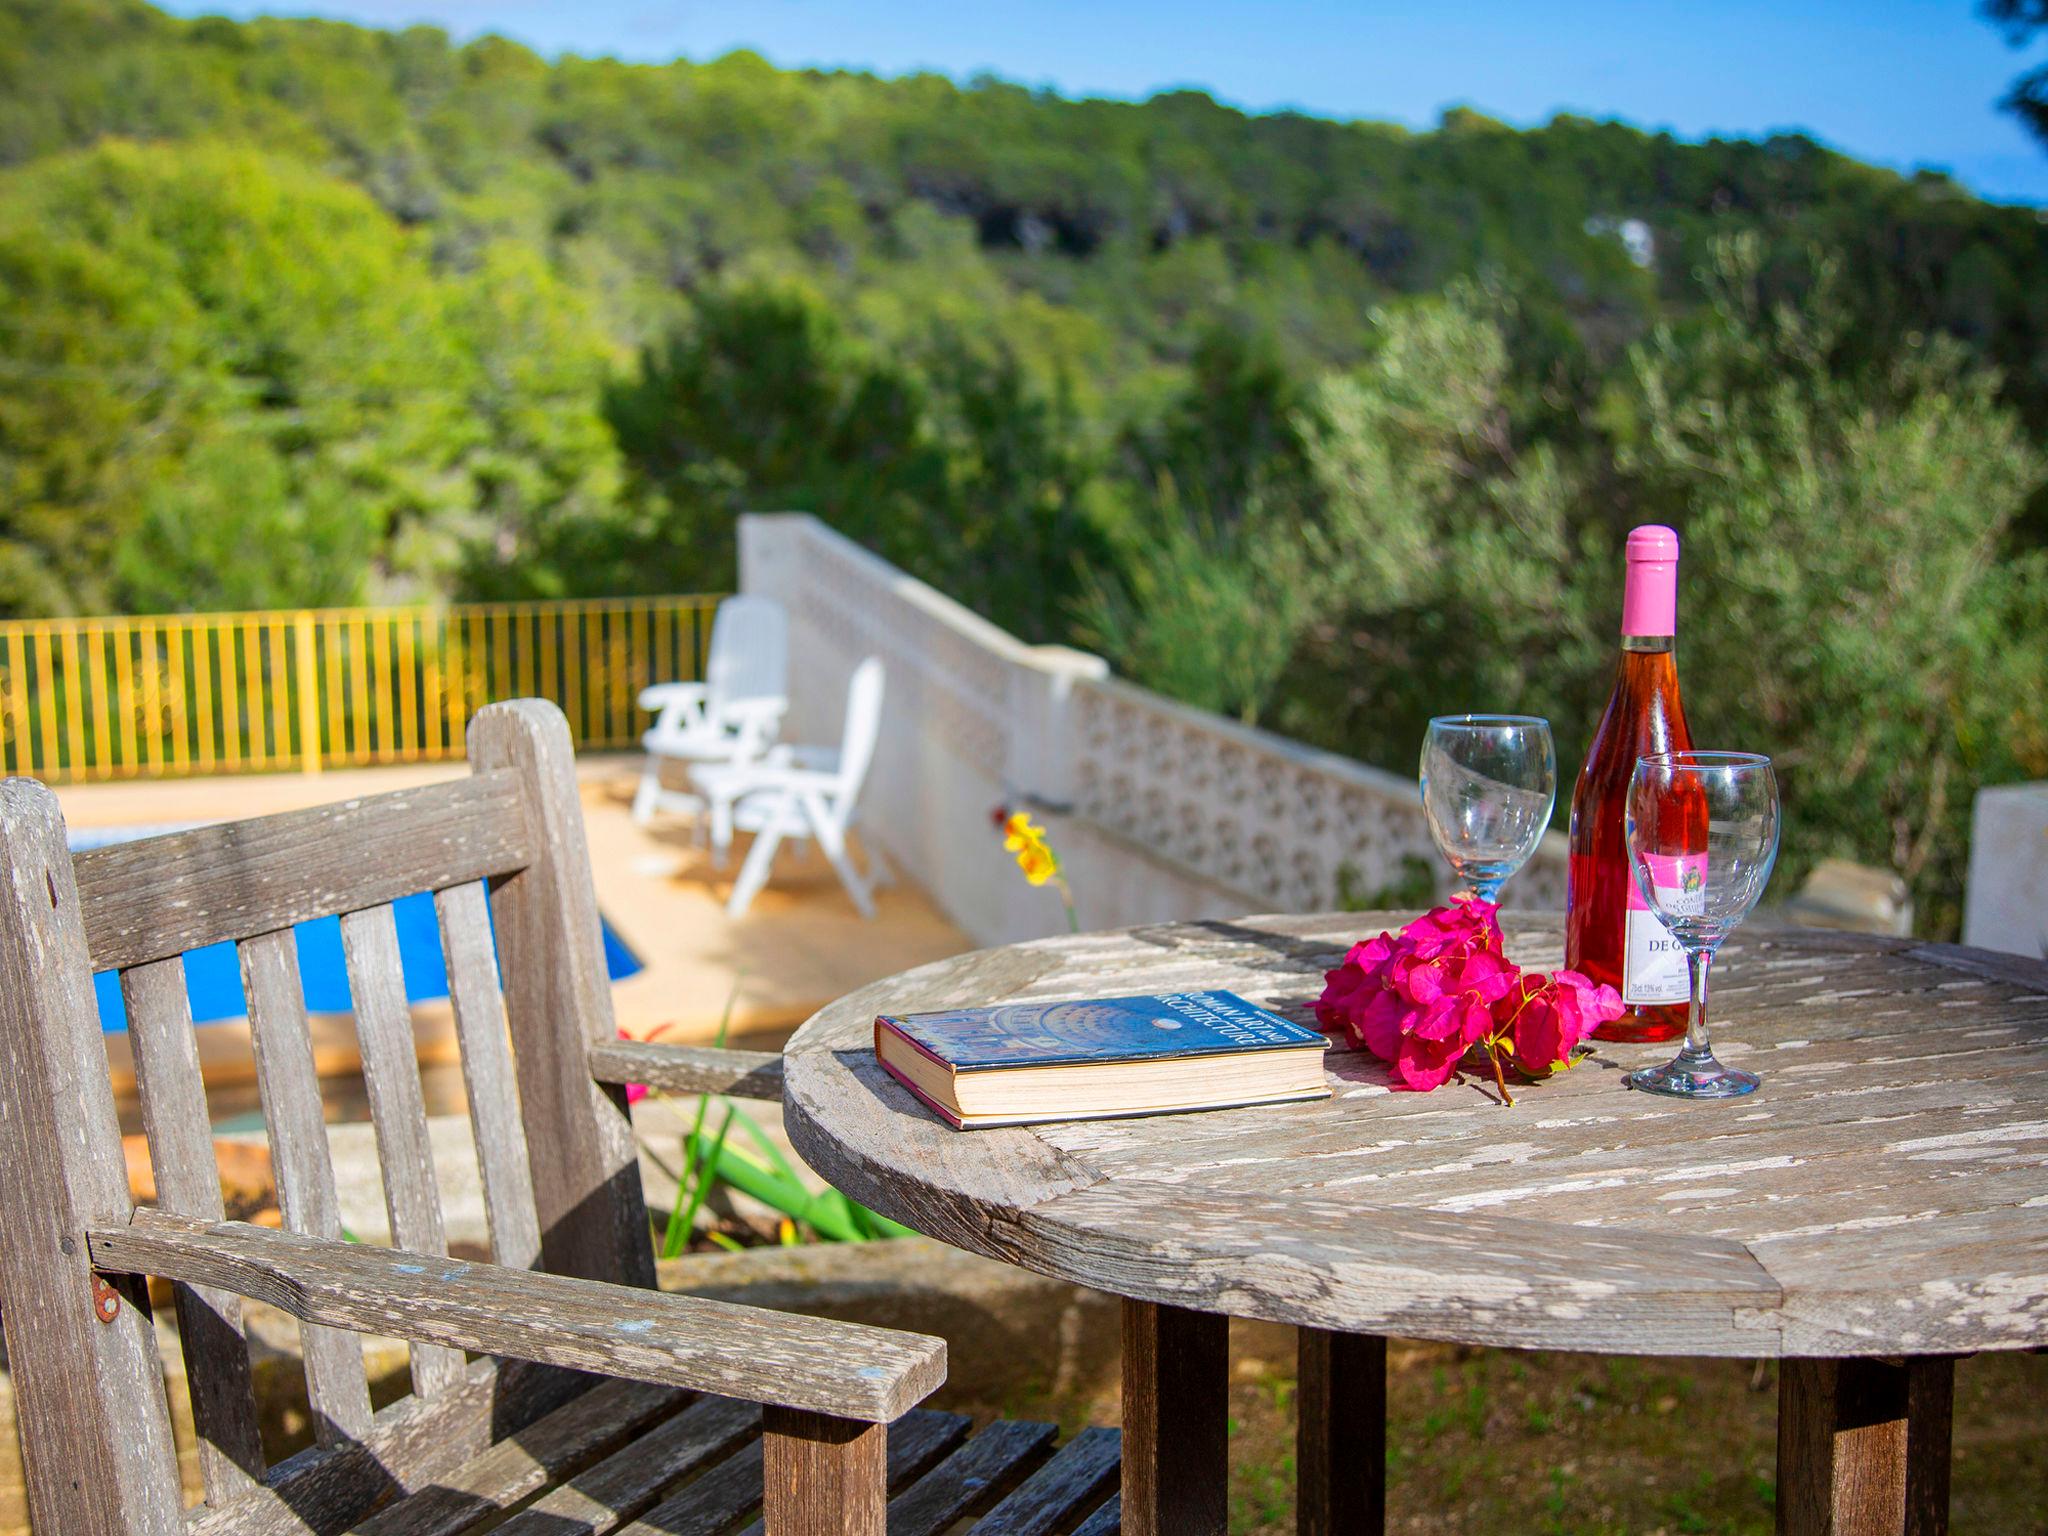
[{"left": 91, "top": 888, "right": 644, "bottom": 1032}]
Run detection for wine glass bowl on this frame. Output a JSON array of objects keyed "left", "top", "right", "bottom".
[
  {"left": 1623, "top": 751, "right": 1780, "bottom": 1098},
  {"left": 1419, "top": 714, "right": 1557, "bottom": 904}
]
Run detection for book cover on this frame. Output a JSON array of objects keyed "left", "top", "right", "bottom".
[{"left": 877, "top": 989, "right": 1324, "bottom": 1072}]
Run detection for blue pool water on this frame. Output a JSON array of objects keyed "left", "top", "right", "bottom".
[{"left": 92, "top": 889, "right": 643, "bottom": 1032}]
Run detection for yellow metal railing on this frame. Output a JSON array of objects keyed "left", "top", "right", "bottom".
[{"left": 0, "top": 595, "right": 724, "bottom": 783}]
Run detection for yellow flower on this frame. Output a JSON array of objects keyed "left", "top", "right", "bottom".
[
  {"left": 1002, "top": 812, "right": 1059, "bottom": 886},
  {"left": 993, "top": 806, "right": 1079, "bottom": 931},
  {"left": 1017, "top": 844, "right": 1058, "bottom": 887}
]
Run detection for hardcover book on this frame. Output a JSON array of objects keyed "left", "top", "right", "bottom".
[{"left": 874, "top": 989, "right": 1331, "bottom": 1129}]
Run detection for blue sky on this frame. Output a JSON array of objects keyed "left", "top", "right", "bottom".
[{"left": 161, "top": 0, "right": 2048, "bottom": 204}]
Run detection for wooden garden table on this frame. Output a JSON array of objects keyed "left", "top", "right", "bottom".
[{"left": 782, "top": 912, "right": 2048, "bottom": 1536}]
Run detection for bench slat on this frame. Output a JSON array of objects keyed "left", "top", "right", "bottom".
[
  {"left": 972, "top": 1426, "right": 1122, "bottom": 1536},
  {"left": 122, "top": 956, "right": 266, "bottom": 1502},
  {"left": 884, "top": 1420, "right": 1058, "bottom": 1536},
  {"left": 76, "top": 770, "right": 533, "bottom": 971},
  {"left": 185, "top": 1358, "right": 589, "bottom": 1536},
  {"left": 350, "top": 1377, "right": 686, "bottom": 1536},
  {"left": 240, "top": 930, "right": 374, "bottom": 1446},
  {"left": 340, "top": 903, "right": 465, "bottom": 1398},
  {"left": 0, "top": 782, "right": 184, "bottom": 1535},
  {"left": 491, "top": 1396, "right": 760, "bottom": 1536},
  {"left": 434, "top": 880, "right": 542, "bottom": 1270},
  {"left": 614, "top": 1440, "right": 765, "bottom": 1536},
  {"left": 1070, "top": 1494, "right": 1122, "bottom": 1536}
]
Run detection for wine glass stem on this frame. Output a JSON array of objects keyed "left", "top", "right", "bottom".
[
  {"left": 1685, "top": 947, "right": 1714, "bottom": 1058},
  {"left": 1467, "top": 876, "right": 1504, "bottom": 904}
]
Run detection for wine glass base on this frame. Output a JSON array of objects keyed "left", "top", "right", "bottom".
[{"left": 1625, "top": 1050, "right": 1759, "bottom": 1099}]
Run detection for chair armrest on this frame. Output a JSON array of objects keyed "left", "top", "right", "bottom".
[
  {"left": 88, "top": 1210, "right": 940, "bottom": 1423},
  {"left": 720, "top": 694, "right": 788, "bottom": 722},
  {"left": 719, "top": 696, "right": 787, "bottom": 762},
  {"left": 590, "top": 1040, "right": 785, "bottom": 1101},
  {"left": 691, "top": 763, "right": 838, "bottom": 797},
  {"left": 639, "top": 682, "right": 708, "bottom": 711},
  {"left": 639, "top": 683, "right": 710, "bottom": 738}
]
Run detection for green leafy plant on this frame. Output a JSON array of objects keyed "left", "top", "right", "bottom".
[{"left": 638, "top": 982, "right": 909, "bottom": 1257}]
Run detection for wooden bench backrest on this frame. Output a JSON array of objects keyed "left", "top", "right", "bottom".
[{"left": 0, "top": 700, "right": 654, "bottom": 1535}]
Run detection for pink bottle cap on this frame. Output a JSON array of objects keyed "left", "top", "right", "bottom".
[{"left": 1621, "top": 525, "right": 1679, "bottom": 636}]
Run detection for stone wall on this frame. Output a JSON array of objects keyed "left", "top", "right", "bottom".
[{"left": 739, "top": 513, "right": 1567, "bottom": 947}]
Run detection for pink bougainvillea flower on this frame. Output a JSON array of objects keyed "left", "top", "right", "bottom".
[
  {"left": 1404, "top": 894, "right": 1501, "bottom": 956},
  {"left": 1314, "top": 932, "right": 1395, "bottom": 1037},
  {"left": 1354, "top": 983, "right": 1413, "bottom": 1061},
  {"left": 1311, "top": 899, "right": 1519, "bottom": 1093},
  {"left": 1497, "top": 968, "right": 1625, "bottom": 1079},
  {"left": 1309, "top": 894, "right": 1628, "bottom": 1102},
  {"left": 1389, "top": 1028, "right": 1468, "bottom": 1091}
]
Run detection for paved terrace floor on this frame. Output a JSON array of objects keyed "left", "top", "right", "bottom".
[{"left": 55, "top": 753, "right": 970, "bottom": 1057}]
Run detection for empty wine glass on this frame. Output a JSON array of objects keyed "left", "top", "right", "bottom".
[
  {"left": 1623, "top": 751, "right": 1780, "bottom": 1098},
  {"left": 1418, "top": 715, "right": 1556, "bottom": 903}
]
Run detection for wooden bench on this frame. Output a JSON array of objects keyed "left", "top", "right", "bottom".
[{"left": 0, "top": 699, "right": 1120, "bottom": 1536}]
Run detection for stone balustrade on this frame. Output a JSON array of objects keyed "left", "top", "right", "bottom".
[{"left": 740, "top": 512, "right": 1568, "bottom": 947}]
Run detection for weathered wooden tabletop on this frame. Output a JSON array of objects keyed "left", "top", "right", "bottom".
[{"left": 784, "top": 912, "right": 2048, "bottom": 1360}]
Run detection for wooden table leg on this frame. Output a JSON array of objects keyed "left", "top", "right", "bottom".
[
  {"left": 1297, "top": 1327, "right": 1386, "bottom": 1536},
  {"left": 1776, "top": 1356, "right": 1955, "bottom": 1536},
  {"left": 1122, "top": 1298, "right": 1229, "bottom": 1536}
]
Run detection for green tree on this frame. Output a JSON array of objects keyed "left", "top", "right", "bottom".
[
  {"left": 596, "top": 280, "right": 945, "bottom": 592},
  {"left": 1281, "top": 283, "right": 1602, "bottom": 748},
  {"left": 1119, "top": 324, "right": 1317, "bottom": 524},
  {"left": 0, "top": 137, "right": 615, "bottom": 615},
  {"left": 538, "top": 282, "right": 1112, "bottom": 639},
  {"left": 0, "top": 219, "right": 205, "bottom": 612},
  {"left": 1983, "top": 1, "right": 2048, "bottom": 149},
  {"left": 1606, "top": 238, "right": 2048, "bottom": 932},
  {"left": 1074, "top": 494, "right": 1309, "bottom": 725}
]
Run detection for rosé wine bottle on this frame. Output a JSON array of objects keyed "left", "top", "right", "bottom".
[{"left": 1566, "top": 525, "right": 1695, "bottom": 1042}]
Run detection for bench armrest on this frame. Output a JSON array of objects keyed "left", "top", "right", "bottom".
[
  {"left": 589, "top": 1039, "right": 785, "bottom": 1101},
  {"left": 88, "top": 1210, "right": 939, "bottom": 1422}
]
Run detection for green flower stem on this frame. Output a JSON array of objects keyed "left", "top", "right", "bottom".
[
  {"left": 669, "top": 1105, "right": 738, "bottom": 1254},
  {"left": 659, "top": 1087, "right": 719, "bottom": 1258}
]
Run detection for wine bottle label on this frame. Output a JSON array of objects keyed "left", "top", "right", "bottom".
[{"left": 1623, "top": 853, "right": 1705, "bottom": 1005}]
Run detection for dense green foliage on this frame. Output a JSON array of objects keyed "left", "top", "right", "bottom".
[
  {"left": 0, "top": 0, "right": 2044, "bottom": 933},
  {"left": 0, "top": 133, "right": 616, "bottom": 610},
  {"left": 1245, "top": 252, "right": 2046, "bottom": 938}
]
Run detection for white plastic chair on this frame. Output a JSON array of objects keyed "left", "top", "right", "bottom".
[
  {"left": 691, "top": 656, "right": 888, "bottom": 919},
  {"left": 631, "top": 595, "right": 789, "bottom": 825}
]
